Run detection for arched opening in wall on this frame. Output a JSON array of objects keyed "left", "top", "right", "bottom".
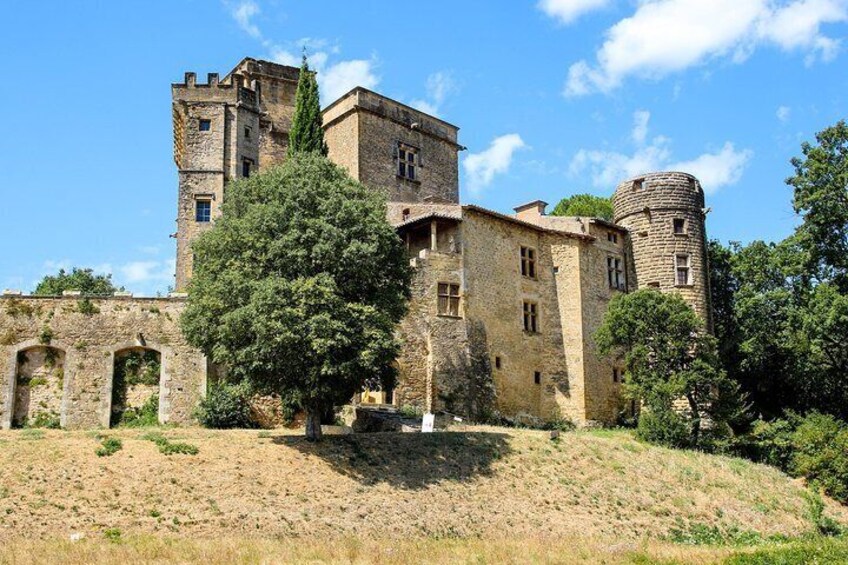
[
  {"left": 13, "top": 346, "right": 66, "bottom": 428},
  {"left": 111, "top": 347, "right": 161, "bottom": 428}
]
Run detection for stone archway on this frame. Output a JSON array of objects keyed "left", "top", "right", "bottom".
[
  {"left": 12, "top": 345, "right": 66, "bottom": 428},
  {"left": 109, "top": 346, "right": 162, "bottom": 427}
]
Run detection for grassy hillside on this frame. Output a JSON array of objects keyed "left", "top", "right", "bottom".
[{"left": 0, "top": 426, "right": 845, "bottom": 563}]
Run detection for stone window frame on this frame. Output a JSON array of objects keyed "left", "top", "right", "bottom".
[
  {"left": 520, "top": 246, "right": 537, "bottom": 279},
  {"left": 194, "top": 198, "right": 212, "bottom": 223},
  {"left": 673, "top": 217, "right": 688, "bottom": 236},
  {"left": 396, "top": 142, "right": 420, "bottom": 182},
  {"left": 242, "top": 157, "right": 254, "bottom": 178},
  {"left": 523, "top": 300, "right": 539, "bottom": 334},
  {"left": 437, "top": 282, "right": 461, "bottom": 318},
  {"left": 198, "top": 119, "right": 211, "bottom": 132},
  {"left": 607, "top": 256, "right": 624, "bottom": 290},
  {"left": 675, "top": 253, "right": 692, "bottom": 286}
]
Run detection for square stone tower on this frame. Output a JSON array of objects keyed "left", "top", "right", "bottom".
[{"left": 171, "top": 58, "right": 300, "bottom": 290}]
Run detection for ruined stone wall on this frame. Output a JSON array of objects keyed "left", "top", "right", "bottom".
[
  {"left": 612, "top": 172, "right": 713, "bottom": 329},
  {"left": 0, "top": 296, "right": 206, "bottom": 430}
]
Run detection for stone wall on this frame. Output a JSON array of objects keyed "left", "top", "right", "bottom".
[
  {"left": 0, "top": 296, "right": 206, "bottom": 430},
  {"left": 612, "top": 172, "right": 713, "bottom": 329}
]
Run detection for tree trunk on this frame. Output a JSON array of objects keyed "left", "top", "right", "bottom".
[{"left": 305, "top": 407, "right": 323, "bottom": 442}]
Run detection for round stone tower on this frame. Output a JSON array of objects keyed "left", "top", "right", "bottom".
[{"left": 612, "top": 172, "right": 713, "bottom": 331}]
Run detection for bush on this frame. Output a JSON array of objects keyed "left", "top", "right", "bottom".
[
  {"left": 196, "top": 383, "right": 255, "bottom": 429},
  {"left": 117, "top": 394, "right": 159, "bottom": 428},
  {"left": 792, "top": 413, "right": 848, "bottom": 504},
  {"left": 96, "top": 437, "right": 122, "bottom": 457},
  {"left": 734, "top": 418, "right": 797, "bottom": 471},
  {"left": 158, "top": 441, "right": 199, "bottom": 456},
  {"left": 636, "top": 409, "right": 692, "bottom": 449}
]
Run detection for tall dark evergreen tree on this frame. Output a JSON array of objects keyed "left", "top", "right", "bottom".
[{"left": 287, "top": 55, "right": 328, "bottom": 157}]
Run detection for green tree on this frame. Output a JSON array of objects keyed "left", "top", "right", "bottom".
[
  {"left": 596, "top": 289, "right": 742, "bottom": 447},
  {"left": 287, "top": 55, "right": 328, "bottom": 157},
  {"left": 181, "top": 153, "right": 411, "bottom": 441},
  {"left": 788, "top": 120, "right": 848, "bottom": 290},
  {"left": 550, "top": 194, "right": 613, "bottom": 220},
  {"left": 34, "top": 268, "right": 121, "bottom": 296}
]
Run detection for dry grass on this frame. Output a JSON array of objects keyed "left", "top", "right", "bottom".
[
  {"left": 0, "top": 534, "right": 735, "bottom": 564},
  {"left": 0, "top": 426, "right": 844, "bottom": 554}
]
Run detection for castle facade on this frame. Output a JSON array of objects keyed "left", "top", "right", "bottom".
[{"left": 0, "top": 58, "right": 711, "bottom": 429}]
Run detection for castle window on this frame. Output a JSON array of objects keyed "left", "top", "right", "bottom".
[
  {"left": 534, "top": 371, "right": 541, "bottom": 385},
  {"left": 633, "top": 178, "right": 644, "bottom": 190},
  {"left": 397, "top": 143, "right": 418, "bottom": 181},
  {"left": 520, "top": 246, "right": 537, "bottom": 279},
  {"left": 673, "top": 218, "right": 686, "bottom": 235},
  {"left": 244, "top": 126, "right": 251, "bottom": 140},
  {"left": 242, "top": 158, "right": 253, "bottom": 178},
  {"left": 613, "top": 368, "right": 620, "bottom": 383},
  {"left": 523, "top": 301, "right": 538, "bottom": 333},
  {"left": 608, "top": 232, "right": 618, "bottom": 244},
  {"left": 607, "top": 257, "right": 624, "bottom": 290},
  {"left": 195, "top": 200, "right": 211, "bottom": 223},
  {"left": 437, "top": 283, "right": 461, "bottom": 317},
  {"left": 675, "top": 254, "right": 691, "bottom": 286},
  {"left": 199, "top": 119, "right": 211, "bottom": 131},
  {"left": 402, "top": 208, "right": 411, "bottom": 221},
  {"left": 495, "top": 356, "right": 502, "bottom": 370}
]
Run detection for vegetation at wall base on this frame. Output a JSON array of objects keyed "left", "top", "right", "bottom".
[{"left": 195, "top": 382, "right": 255, "bottom": 429}]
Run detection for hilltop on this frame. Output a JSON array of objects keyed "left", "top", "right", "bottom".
[{"left": 0, "top": 426, "right": 846, "bottom": 563}]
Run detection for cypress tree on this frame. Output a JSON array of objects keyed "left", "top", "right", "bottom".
[{"left": 287, "top": 55, "right": 328, "bottom": 157}]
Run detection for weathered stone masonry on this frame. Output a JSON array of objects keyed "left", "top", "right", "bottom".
[{"left": 0, "top": 295, "right": 205, "bottom": 430}]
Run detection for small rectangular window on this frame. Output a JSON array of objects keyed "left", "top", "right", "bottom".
[
  {"left": 534, "top": 371, "right": 541, "bottom": 385},
  {"left": 495, "top": 356, "right": 502, "bottom": 370},
  {"left": 397, "top": 144, "right": 419, "bottom": 180},
  {"left": 244, "top": 126, "right": 251, "bottom": 139},
  {"left": 195, "top": 200, "right": 211, "bottom": 223},
  {"left": 402, "top": 208, "right": 411, "bottom": 221},
  {"left": 242, "top": 158, "right": 253, "bottom": 178},
  {"left": 607, "top": 232, "right": 618, "bottom": 244},
  {"left": 675, "top": 254, "right": 691, "bottom": 286},
  {"left": 613, "top": 368, "right": 620, "bottom": 383},
  {"left": 523, "top": 301, "right": 538, "bottom": 333},
  {"left": 437, "top": 283, "right": 461, "bottom": 317},
  {"left": 520, "top": 246, "right": 537, "bottom": 279},
  {"left": 633, "top": 178, "right": 644, "bottom": 190},
  {"left": 673, "top": 218, "right": 686, "bottom": 235},
  {"left": 199, "top": 119, "right": 211, "bottom": 131},
  {"left": 607, "top": 257, "right": 624, "bottom": 289}
]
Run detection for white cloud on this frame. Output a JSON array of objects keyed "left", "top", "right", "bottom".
[
  {"left": 228, "top": 2, "right": 380, "bottom": 105},
  {"left": 570, "top": 111, "right": 752, "bottom": 194},
  {"left": 410, "top": 71, "right": 457, "bottom": 116},
  {"left": 777, "top": 105, "right": 792, "bottom": 122},
  {"left": 230, "top": 0, "right": 262, "bottom": 39},
  {"left": 538, "top": 0, "right": 610, "bottom": 24},
  {"left": 463, "top": 134, "right": 528, "bottom": 195},
  {"left": 565, "top": 0, "right": 847, "bottom": 96}
]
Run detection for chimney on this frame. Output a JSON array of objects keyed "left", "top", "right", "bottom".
[{"left": 513, "top": 200, "right": 549, "bottom": 222}]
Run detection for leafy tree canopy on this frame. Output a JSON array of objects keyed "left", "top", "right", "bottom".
[
  {"left": 34, "top": 268, "right": 121, "bottom": 296},
  {"left": 287, "top": 55, "right": 328, "bottom": 157},
  {"left": 550, "top": 194, "right": 613, "bottom": 221},
  {"left": 788, "top": 119, "right": 848, "bottom": 290},
  {"left": 181, "top": 153, "right": 411, "bottom": 440},
  {"left": 596, "top": 289, "right": 742, "bottom": 447}
]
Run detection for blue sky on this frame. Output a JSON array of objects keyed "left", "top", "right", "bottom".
[{"left": 0, "top": 0, "right": 846, "bottom": 295}]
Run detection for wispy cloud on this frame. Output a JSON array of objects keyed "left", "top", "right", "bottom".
[
  {"left": 228, "top": 1, "right": 379, "bottom": 104},
  {"left": 463, "top": 134, "right": 528, "bottom": 196},
  {"left": 777, "top": 105, "right": 792, "bottom": 122},
  {"left": 569, "top": 111, "right": 752, "bottom": 194},
  {"left": 538, "top": 0, "right": 611, "bottom": 24},
  {"left": 410, "top": 71, "right": 457, "bottom": 117},
  {"left": 565, "top": 0, "right": 847, "bottom": 96}
]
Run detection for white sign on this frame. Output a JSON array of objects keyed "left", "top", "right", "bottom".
[{"left": 421, "top": 413, "right": 435, "bottom": 433}]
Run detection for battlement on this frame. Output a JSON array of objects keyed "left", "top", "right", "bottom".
[
  {"left": 172, "top": 70, "right": 260, "bottom": 107},
  {"left": 612, "top": 171, "right": 705, "bottom": 224}
]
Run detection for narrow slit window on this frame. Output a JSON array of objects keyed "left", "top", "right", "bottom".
[
  {"left": 534, "top": 371, "right": 541, "bottom": 385},
  {"left": 244, "top": 126, "right": 251, "bottom": 139},
  {"left": 523, "top": 301, "right": 538, "bottom": 333},
  {"left": 242, "top": 158, "right": 253, "bottom": 178},
  {"left": 495, "top": 356, "right": 502, "bottom": 370},
  {"left": 437, "top": 283, "right": 461, "bottom": 317},
  {"left": 199, "top": 119, "right": 211, "bottom": 131}
]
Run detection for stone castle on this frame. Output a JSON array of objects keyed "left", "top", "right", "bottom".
[{"left": 0, "top": 58, "right": 712, "bottom": 430}]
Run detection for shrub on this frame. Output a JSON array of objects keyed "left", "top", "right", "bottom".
[
  {"left": 103, "top": 528, "right": 122, "bottom": 543},
  {"left": 158, "top": 441, "right": 199, "bottom": 456},
  {"left": 196, "top": 383, "right": 255, "bottom": 429},
  {"left": 792, "top": 413, "right": 848, "bottom": 504},
  {"left": 118, "top": 394, "right": 159, "bottom": 428},
  {"left": 735, "top": 417, "right": 797, "bottom": 471},
  {"left": 28, "top": 411, "right": 60, "bottom": 429},
  {"left": 636, "top": 409, "right": 692, "bottom": 449},
  {"left": 96, "top": 437, "right": 123, "bottom": 457}
]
